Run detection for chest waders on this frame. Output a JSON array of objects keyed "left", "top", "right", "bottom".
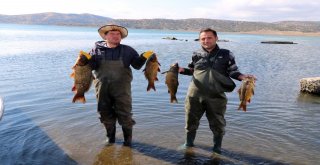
[
  {"left": 94, "top": 47, "right": 134, "bottom": 146},
  {"left": 184, "top": 54, "right": 230, "bottom": 153}
]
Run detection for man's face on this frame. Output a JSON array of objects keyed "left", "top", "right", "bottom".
[
  {"left": 199, "top": 31, "right": 218, "bottom": 51},
  {"left": 104, "top": 30, "right": 122, "bottom": 45}
]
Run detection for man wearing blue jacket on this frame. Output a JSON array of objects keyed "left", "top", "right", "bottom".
[{"left": 89, "top": 24, "right": 153, "bottom": 147}]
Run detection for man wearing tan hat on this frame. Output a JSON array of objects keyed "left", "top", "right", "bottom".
[{"left": 88, "top": 24, "right": 154, "bottom": 147}]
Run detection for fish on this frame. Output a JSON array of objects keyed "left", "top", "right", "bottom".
[
  {"left": 143, "top": 54, "right": 161, "bottom": 91},
  {"left": 237, "top": 77, "right": 255, "bottom": 112},
  {"left": 70, "top": 51, "right": 93, "bottom": 103},
  {"left": 163, "top": 63, "right": 179, "bottom": 103}
]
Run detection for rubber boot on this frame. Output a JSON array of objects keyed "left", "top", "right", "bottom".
[
  {"left": 104, "top": 124, "right": 116, "bottom": 145},
  {"left": 213, "top": 135, "right": 223, "bottom": 154},
  {"left": 122, "top": 127, "right": 132, "bottom": 147},
  {"left": 184, "top": 131, "right": 196, "bottom": 147}
]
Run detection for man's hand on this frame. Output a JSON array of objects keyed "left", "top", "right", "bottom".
[
  {"left": 141, "top": 50, "right": 155, "bottom": 59},
  {"left": 238, "top": 74, "right": 257, "bottom": 81},
  {"left": 80, "top": 50, "right": 91, "bottom": 60}
]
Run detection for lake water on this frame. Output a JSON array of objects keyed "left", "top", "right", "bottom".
[{"left": 0, "top": 23, "right": 319, "bottom": 165}]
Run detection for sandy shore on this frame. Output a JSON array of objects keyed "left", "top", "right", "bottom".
[{"left": 235, "top": 30, "right": 320, "bottom": 37}]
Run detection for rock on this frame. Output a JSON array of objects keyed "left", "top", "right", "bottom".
[
  {"left": 300, "top": 77, "right": 320, "bottom": 95},
  {"left": 218, "top": 39, "right": 230, "bottom": 42},
  {"left": 261, "top": 41, "right": 297, "bottom": 44},
  {"left": 162, "top": 37, "right": 178, "bottom": 40}
]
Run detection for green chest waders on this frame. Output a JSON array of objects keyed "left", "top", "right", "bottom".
[
  {"left": 184, "top": 55, "right": 233, "bottom": 152},
  {"left": 93, "top": 48, "right": 134, "bottom": 146}
]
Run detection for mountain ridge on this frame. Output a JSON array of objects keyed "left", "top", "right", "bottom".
[{"left": 1, "top": 12, "right": 319, "bottom": 33}]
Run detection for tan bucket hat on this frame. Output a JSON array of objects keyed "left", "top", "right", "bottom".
[{"left": 98, "top": 24, "right": 128, "bottom": 39}]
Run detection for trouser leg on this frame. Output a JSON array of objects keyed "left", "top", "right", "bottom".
[
  {"left": 110, "top": 81, "right": 135, "bottom": 146},
  {"left": 122, "top": 127, "right": 132, "bottom": 146},
  {"left": 103, "top": 123, "right": 116, "bottom": 144},
  {"left": 99, "top": 111, "right": 117, "bottom": 145},
  {"left": 185, "top": 131, "right": 196, "bottom": 147},
  {"left": 95, "top": 80, "right": 117, "bottom": 144},
  {"left": 213, "top": 135, "right": 223, "bottom": 154},
  {"left": 205, "top": 94, "right": 227, "bottom": 154},
  {"left": 184, "top": 96, "right": 205, "bottom": 147}
]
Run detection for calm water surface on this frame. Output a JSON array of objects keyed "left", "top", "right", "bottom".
[{"left": 0, "top": 24, "right": 319, "bottom": 165}]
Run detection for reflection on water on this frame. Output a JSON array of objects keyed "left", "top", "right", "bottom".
[
  {"left": 92, "top": 142, "right": 291, "bottom": 165},
  {"left": 94, "top": 145, "right": 133, "bottom": 165},
  {"left": 0, "top": 24, "right": 320, "bottom": 164},
  {"left": 297, "top": 92, "right": 320, "bottom": 104}
]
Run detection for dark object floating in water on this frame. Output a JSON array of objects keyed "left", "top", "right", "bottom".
[
  {"left": 218, "top": 39, "right": 230, "bottom": 42},
  {"left": 162, "top": 37, "right": 178, "bottom": 40},
  {"left": 162, "top": 37, "right": 188, "bottom": 41},
  {"left": 194, "top": 39, "right": 230, "bottom": 42},
  {"left": 261, "top": 41, "right": 297, "bottom": 44}
]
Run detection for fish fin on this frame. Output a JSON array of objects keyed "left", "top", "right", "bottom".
[
  {"left": 72, "top": 93, "right": 86, "bottom": 103},
  {"left": 155, "top": 77, "right": 159, "bottom": 81},
  {"left": 142, "top": 68, "right": 146, "bottom": 72},
  {"left": 158, "top": 67, "right": 161, "bottom": 72},
  {"left": 72, "top": 86, "right": 76, "bottom": 91},
  {"left": 147, "top": 83, "right": 156, "bottom": 91},
  {"left": 248, "top": 99, "right": 251, "bottom": 103},
  {"left": 168, "top": 90, "right": 170, "bottom": 93},
  {"left": 161, "top": 71, "right": 168, "bottom": 74},
  {"left": 70, "top": 72, "right": 75, "bottom": 78},
  {"left": 158, "top": 62, "right": 161, "bottom": 66}
]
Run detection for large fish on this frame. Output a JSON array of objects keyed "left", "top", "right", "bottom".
[
  {"left": 238, "top": 77, "right": 255, "bottom": 112},
  {"left": 70, "top": 51, "right": 93, "bottom": 103},
  {"left": 143, "top": 54, "right": 161, "bottom": 91},
  {"left": 163, "top": 63, "right": 179, "bottom": 103}
]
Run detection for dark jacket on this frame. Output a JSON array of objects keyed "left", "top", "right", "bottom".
[
  {"left": 181, "top": 45, "right": 242, "bottom": 80},
  {"left": 89, "top": 41, "right": 146, "bottom": 70}
]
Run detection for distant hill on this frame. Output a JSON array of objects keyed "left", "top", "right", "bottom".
[
  {"left": 1, "top": 12, "right": 320, "bottom": 33},
  {"left": 0, "top": 12, "right": 113, "bottom": 26}
]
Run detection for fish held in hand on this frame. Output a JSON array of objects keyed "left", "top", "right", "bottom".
[
  {"left": 70, "top": 51, "right": 93, "bottom": 103},
  {"left": 238, "top": 77, "right": 255, "bottom": 111},
  {"left": 163, "top": 63, "right": 179, "bottom": 103},
  {"left": 143, "top": 54, "right": 161, "bottom": 91}
]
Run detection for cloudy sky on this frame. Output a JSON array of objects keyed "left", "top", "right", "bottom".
[{"left": 1, "top": 0, "right": 319, "bottom": 22}]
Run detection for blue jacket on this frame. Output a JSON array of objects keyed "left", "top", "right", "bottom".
[{"left": 89, "top": 41, "right": 146, "bottom": 70}]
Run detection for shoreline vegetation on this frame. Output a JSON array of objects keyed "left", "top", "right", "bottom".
[{"left": 1, "top": 12, "right": 320, "bottom": 37}]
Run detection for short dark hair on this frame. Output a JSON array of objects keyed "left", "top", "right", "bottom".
[{"left": 199, "top": 28, "right": 217, "bottom": 37}]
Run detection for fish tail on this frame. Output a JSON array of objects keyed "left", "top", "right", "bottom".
[
  {"left": 147, "top": 82, "right": 156, "bottom": 91},
  {"left": 243, "top": 104, "right": 247, "bottom": 112},
  {"left": 170, "top": 95, "right": 178, "bottom": 103},
  {"left": 72, "top": 93, "right": 86, "bottom": 103},
  {"left": 238, "top": 102, "right": 247, "bottom": 112}
]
